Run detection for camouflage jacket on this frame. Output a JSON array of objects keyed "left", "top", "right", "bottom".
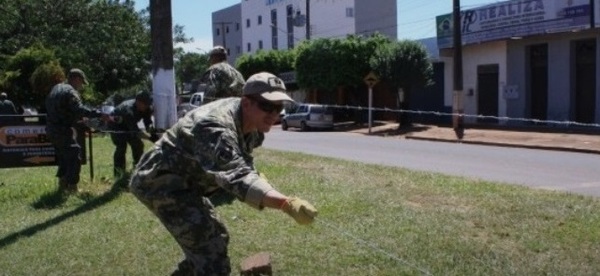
[
  {"left": 45, "top": 83, "right": 101, "bottom": 135},
  {"left": 201, "top": 62, "right": 245, "bottom": 102},
  {"left": 109, "top": 99, "right": 152, "bottom": 132},
  {"left": 134, "top": 98, "right": 271, "bottom": 209}
]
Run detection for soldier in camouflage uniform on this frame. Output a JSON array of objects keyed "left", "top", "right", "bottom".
[
  {"left": 45, "top": 68, "right": 107, "bottom": 193},
  {"left": 108, "top": 91, "right": 156, "bottom": 177},
  {"left": 201, "top": 45, "right": 245, "bottom": 103},
  {"left": 130, "top": 72, "right": 317, "bottom": 275}
]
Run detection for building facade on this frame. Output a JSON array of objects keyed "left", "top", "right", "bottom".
[
  {"left": 437, "top": 0, "right": 600, "bottom": 126},
  {"left": 213, "top": 0, "right": 397, "bottom": 64}
]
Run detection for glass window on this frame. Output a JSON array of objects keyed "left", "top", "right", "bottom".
[
  {"left": 246, "top": 19, "right": 250, "bottom": 28},
  {"left": 346, "top": 7, "right": 354, "bottom": 17},
  {"left": 258, "top": 15, "right": 262, "bottom": 25}
]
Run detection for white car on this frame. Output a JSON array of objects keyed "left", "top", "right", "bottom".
[
  {"left": 281, "top": 104, "right": 334, "bottom": 131},
  {"left": 177, "top": 92, "right": 204, "bottom": 118}
]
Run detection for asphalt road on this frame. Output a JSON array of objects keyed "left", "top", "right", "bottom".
[{"left": 262, "top": 129, "right": 600, "bottom": 197}]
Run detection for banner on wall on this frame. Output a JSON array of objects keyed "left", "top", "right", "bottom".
[{"left": 437, "top": 0, "right": 594, "bottom": 49}]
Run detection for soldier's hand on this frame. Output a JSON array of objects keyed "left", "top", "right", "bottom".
[{"left": 281, "top": 197, "right": 317, "bottom": 225}]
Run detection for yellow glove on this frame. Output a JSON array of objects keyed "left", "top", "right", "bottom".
[{"left": 281, "top": 197, "right": 317, "bottom": 225}]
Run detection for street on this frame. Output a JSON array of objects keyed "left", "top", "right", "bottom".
[{"left": 262, "top": 129, "right": 600, "bottom": 197}]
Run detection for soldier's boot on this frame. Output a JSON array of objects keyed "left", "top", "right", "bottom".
[
  {"left": 59, "top": 178, "right": 80, "bottom": 194},
  {"left": 58, "top": 177, "right": 69, "bottom": 192},
  {"left": 65, "top": 184, "right": 80, "bottom": 194}
]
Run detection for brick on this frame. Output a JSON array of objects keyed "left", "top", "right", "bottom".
[{"left": 240, "top": 252, "right": 272, "bottom": 276}]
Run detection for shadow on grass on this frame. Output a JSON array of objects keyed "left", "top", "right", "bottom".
[{"left": 0, "top": 174, "right": 130, "bottom": 249}]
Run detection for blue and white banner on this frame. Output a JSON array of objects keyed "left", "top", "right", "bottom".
[{"left": 437, "top": 0, "right": 593, "bottom": 49}]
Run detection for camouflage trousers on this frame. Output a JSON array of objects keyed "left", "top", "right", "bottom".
[{"left": 130, "top": 149, "right": 231, "bottom": 275}]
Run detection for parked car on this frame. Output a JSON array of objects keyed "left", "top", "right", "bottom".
[
  {"left": 177, "top": 92, "right": 204, "bottom": 118},
  {"left": 274, "top": 108, "right": 286, "bottom": 124},
  {"left": 281, "top": 104, "right": 334, "bottom": 131}
]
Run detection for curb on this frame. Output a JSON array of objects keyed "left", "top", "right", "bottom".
[{"left": 404, "top": 136, "right": 600, "bottom": 155}]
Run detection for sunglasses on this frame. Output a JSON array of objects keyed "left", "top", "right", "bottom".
[{"left": 254, "top": 99, "right": 284, "bottom": 114}]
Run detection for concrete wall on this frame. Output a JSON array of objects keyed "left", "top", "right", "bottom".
[
  {"left": 506, "top": 30, "right": 600, "bottom": 124},
  {"left": 442, "top": 41, "right": 507, "bottom": 123}
]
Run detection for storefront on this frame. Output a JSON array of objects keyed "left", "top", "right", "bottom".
[{"left": 437, "top": 0, "right": 600, "bottom": 125}]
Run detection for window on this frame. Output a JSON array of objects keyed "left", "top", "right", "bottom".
[
  {"left": 271, "top": 9, "right": 278, "bottom": 50},
  {"left": 236, "top": 46, "right": 241, "bottom": 54},
  {"left": 226, "top": 26, "right": 229, "bottom": 33},
  {"left": 247, "top": 43, "right": 251, "bottom": 52},
  {"left": 258, "top": 15, "right": 262, "bottom": 25},
  {"left": 346, "top": 7, "right": 354, "bottom": 17},
  {"left": 246, "top": 19, "right": 250, "bottom": 28},
  {"left": 259, "top": 40, "right": 263, "bottom": 50},
  {"left": 216, "top": 28, "right": 220, "bottom": 36},
  {"left": 236, "top": 23, "right": 240, "bottom": 31}
]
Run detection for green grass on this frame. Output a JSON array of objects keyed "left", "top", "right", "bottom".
[{"left": 1, "top": 135, "right": 599, "bottom": 275}]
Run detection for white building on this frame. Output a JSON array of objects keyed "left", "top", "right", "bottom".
[{"left": 213, "top": 0, "right": 397, "bottom": 64}]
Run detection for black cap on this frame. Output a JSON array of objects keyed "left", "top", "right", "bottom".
[{"left": 135, "top": 91, "right": 153, "bottom": 105}]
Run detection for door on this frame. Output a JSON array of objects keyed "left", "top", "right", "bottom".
[
  {"left": 529, "top": 44, "right": 548, "bottom": 122},
  {"left": 477, "top": 64, "right": 499, "bottom": 123},
  {"left": 574, "top": 39, "right": 596, "bottom": 124}
]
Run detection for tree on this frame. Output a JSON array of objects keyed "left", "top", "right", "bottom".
[
  {"left": 370, "top": 40, "right": 433, "bottom": 128},
  {"left": 150, "top": 0, "right": 177, "bottom": 129},
  {"left": 175, "top": 52, "right": 209, "bottom": 90},
  {"left": 295, "top": 34, "right": 390, "bottom": 103},
  {"left": 236, "top": 49, "right": 296, "bottom": 79},
  {"left": 30, "top": 61, "right": 66, "bottom": 112},
  {"left": 0, "top": 0, "right": 151, "bottom": 104},
  {"left": 0, "top": 44, "right": 59, "bottom": 110}
]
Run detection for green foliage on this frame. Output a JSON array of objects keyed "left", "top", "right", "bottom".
[
  {"left": 30, "top": 61, "right": 66, "bottom": 109},
  {"left": 1, "top": 44, "right": 59, "bottom": 109},
  {"left": 370, "top": 39, "right": 434, "bottom": 90},
  {"left": 175, "top": 52, "right": 209, "bottom": 87},
  {"left": 236, "top": 49, "right": 296, "bottom": 79},
  {"left": 0, "top": 0, "right": 151, "bottom": 102},
  {"left": 295, "top": 33, "right": 391, "bottom": 91}
]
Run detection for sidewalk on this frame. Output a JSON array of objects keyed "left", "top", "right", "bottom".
[{"left": 340, "top": 121, "right": 600, "bottom": 155}]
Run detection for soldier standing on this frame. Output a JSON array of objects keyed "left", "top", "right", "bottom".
[
  {"left": 129, "top": 72, "right": 317, "bottom": 275},
  {"left": 45, "top": 68, "right": 107, "bottom": 193},
  {"left": 108, "top": 91, "right": 156, "bottom": 177},
  {"left": 201, "top": 45, "right": 245, "bottom": 102}
]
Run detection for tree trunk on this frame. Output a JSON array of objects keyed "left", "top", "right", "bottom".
[{"left": 150, "top": 0, "right": 177, "bottom": 130}]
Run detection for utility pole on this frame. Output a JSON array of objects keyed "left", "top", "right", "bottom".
[
  {"left": 452, "top": 0, "right": 464, "bottom": 139},
  {"left": 214, "top": 21, "right": 233, "bottom": 49},
  {"left": 305, "top": 0, "right": 310, "bottom": 40},
  {"left": 150, "top": 0, "right": 177, "bottom": 130}
]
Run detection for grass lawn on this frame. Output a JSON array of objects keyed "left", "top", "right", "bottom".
[{"left": 0, "top": 135, "right": 599, "bottom": 275}]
